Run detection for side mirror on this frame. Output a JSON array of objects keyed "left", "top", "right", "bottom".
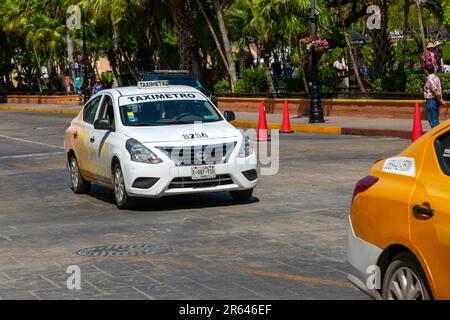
[
  {"left": 224, "top": 110, "right": 235, "bottom": 122},
  {"left": 94, "top": 118, "right": 112, "bottom": 131}
]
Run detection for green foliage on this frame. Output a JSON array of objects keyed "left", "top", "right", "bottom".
[
  {"left": 405, "top": 74, "right": 426, "bottom": 94},
  {"left": 444, "top": 0, "right": 450, "bottom": 25},
  {"left": 442, "top": 42, "right": 450, "bottom": 61},
  {"left": 404, "top": 73, "right": 450, "bottom": 94},
  {"left": 371, "top": 78, "right": 383, "bottom": 93},
  {"left": 392, "top": 40, "right": 419, "bottom": 71},
  {"left": 317, "top": 65, "right": 339, "bottom": 94},
  {"left": 213, "top": 79, "right": 231, "bottom": 94},
  {"left": 439, "top": 73, "right": 450, "bottom": 93},
  {"left": 235, "top": 68, "right": 268, "bottom": 93},
  {"left": 100, "top": 71, "right": 114, "bottom": 88}
]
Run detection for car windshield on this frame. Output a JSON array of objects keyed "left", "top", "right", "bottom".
[
  {"left": 143, "top": 74, "right": 203, "bottom": 90},
  {"left": 119, "top": 97, "right": 222, "bottom": 126}
]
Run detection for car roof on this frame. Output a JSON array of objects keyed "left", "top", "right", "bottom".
[{"left": 102, "top": 85, "right": 203, "bottom": 97}]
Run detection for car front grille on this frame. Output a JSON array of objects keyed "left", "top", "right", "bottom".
[
  {"left": 167, "top": 174, "right": 233, "bottom": 189},
  {"left": 156, "top": 142, "right": 236, "bottom": 166}
]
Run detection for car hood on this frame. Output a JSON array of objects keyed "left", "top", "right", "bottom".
[{"left": 121, "top": 120, "right": 241, "bottom": 143}]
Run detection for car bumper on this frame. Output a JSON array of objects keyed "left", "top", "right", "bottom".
[
  {"left": 347, "top": 215, "right": 383, "bottom": 299},
  {"left": 121, "top": 154, "right": 258, "bottom": 198}
]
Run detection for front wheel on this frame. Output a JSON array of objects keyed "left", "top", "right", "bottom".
[
  {"left": 230, "top": 189, "right": 254, "bottom": 202},
  {"left": 69, "top": 154, "right": 90, "bottom": 194},
  {"left": 113, "top": 163, "right": 135, "bottom": 209},
  {"left": 382, "top": 252, "right": 432, "bottom": 300}
]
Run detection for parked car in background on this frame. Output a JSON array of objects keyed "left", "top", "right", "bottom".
[{"left": 142, "top": 70, "right": 218, "bottom": 106}]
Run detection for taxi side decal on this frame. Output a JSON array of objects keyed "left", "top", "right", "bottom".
[{"left": 382, "top": 157, "right": 416, "bottom": 177}]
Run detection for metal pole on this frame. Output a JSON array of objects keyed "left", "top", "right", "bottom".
[
  {"left": 81, "top": 5, "right": 90, "bottom": 102},
  {"left": 309, "top": 0, "right": 324, "bottom": 123}
]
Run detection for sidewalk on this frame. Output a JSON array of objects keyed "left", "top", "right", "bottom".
[
  {"left": 0, "top": 103, "right": 81, "bottom": 115},
  {"left": 0, "top": 103, "right": 434, "bottom": 139}
]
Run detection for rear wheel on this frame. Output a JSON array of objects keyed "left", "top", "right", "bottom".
[
  {"left": 230, "top": 189, "right": 254, "bottom": 202},
  {"left": 382, "top": 252, "right": 432, "bottom": 300},
  {"left": 69, "top": 154, "right": 90, "bottom": 194},
  {"left": 113, "top": 163, "right": 135, "bottom": 209}
]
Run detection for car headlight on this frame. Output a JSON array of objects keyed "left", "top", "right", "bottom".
[
  {"left": 126, "top": 138, "right": 162, "bottom": 164},
  {"left": 238, "top": 136, "right": 253, "bottom": 158}
]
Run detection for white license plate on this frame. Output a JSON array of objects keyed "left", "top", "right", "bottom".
[{"left": 191, "top": 166, "right": 216, "bottom": 180}]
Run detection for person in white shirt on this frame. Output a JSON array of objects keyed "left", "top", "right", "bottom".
[{"left": 333, "top": 55, "right": 349, "bottom": 91}]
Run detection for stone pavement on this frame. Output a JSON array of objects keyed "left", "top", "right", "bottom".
[{"left": 0, "top": 110, "right": 411, "bottom": 299}]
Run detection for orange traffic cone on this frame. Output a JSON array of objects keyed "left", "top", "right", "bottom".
[
  {"left": 257, "top": 100, "right": 270, "bottom": 141},
  {"left": 411, "top": 101, "right": 423, "bottom": 142},
  {"left": 280, "top": 99, "right": 294, "bottom": 133}
]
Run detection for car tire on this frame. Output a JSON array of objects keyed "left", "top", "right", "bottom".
[
  {"left": 230, "top": 189, "right": 253, "bottom": 202},
  {"left": 112, "top": 163, "right": 135, "bottom": 209},
  {"left": 382, "top": 252, "right": 432, "bottom": 300},
  {"left": 69, "top": 154, "right": 90, "bottom": 194}
]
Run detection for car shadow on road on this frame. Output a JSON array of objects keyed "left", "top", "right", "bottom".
[{"left": 88, "top": 185, "right": 260, "bottom": 211}]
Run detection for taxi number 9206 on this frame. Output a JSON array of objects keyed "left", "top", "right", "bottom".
[{"left": 183, "top": 133, "right": 208, "bottom": 139}]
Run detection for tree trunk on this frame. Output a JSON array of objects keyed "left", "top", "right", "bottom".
[
  {"left": 262, "top": 45, "right": 275, "bottom": 93},
  {"left": 194, "top": 0, "right": 228, "bottom": 73},
  {"left": 297, "top": 42, "right": 309, "bottom": 94},
  {"left": 415, "top": 0, "right": 428, "bottom": 55},
  {"left": 168, "top": 0, "right": 202, "bottom": 80},
  {"left": 371, "top": 0, "right": 391, "bottom": 77},
  {"left": 400, "top": 0, "right": 410, "bottom": 74},
  {"left": 338, "top": 2, "right": 365, "bottom": 93},
  {"left": 110, "top": 12, "right": 122, "bottom": 86},
  {"left": 33, "top": 46, "right": 43, "bottom": 93},
  {"left": 212, "top": 0, "right": 237, "bottom": 92},
  {"left": 343, "top": 31, "right": 365, "bottom": 93}
]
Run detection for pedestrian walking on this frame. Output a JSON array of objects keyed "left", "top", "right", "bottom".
[
  {"left": 75, "top": 74, "right": 84, "bottom": 99},
  {"left": 93, "top": 79, "right": 103, "bottom": 94},
  {"left": 424, "top": 64, "right": 446, "bottom": 128},
  {"left": 333, "top": 55, "right": 349, "bottom": 91},
  {"left": 421, "top": 43, "right": 437, "bottom": 72}
]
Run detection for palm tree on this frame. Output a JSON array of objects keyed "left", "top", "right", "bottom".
[
  {"left": 195, "top": 0, "right": 238, "bottom": 92},
  {"left": 250, "top": 0, "right": 312, "bottom": 93},
  {"left": 167, "top": 0, "right": 202, "bottom": 79},
  {"left": 1, "top": 0, "right": 65, "bottom": 93}
]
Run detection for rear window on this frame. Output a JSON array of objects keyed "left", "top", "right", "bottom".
[{"left": 434, "top": 130, "right": 450, "bottom": 175}]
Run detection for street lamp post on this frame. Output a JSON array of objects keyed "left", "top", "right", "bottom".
[{"left": 309, "top": 0, "right": 324, "bottom": 123}]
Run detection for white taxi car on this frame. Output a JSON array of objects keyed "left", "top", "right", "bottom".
[{"left": 64, "top": 81, "right": 258, "bottom": 209}]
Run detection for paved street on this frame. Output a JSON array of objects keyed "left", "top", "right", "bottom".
[{"left": 0, "top": 111, "right": 409, "bottom": 300}]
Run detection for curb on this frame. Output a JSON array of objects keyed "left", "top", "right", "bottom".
[
  {"left": 232, "top": 120, "right": 412, "bottom": 139},
  {"left": 0, "top": 106, "right": 80, "bottom": 115},
  {"left": 231, "top": 120, "right": 342, "bottom": 135}
]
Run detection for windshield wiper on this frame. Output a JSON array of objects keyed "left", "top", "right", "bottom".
[
  {"left": 169, "top": 120, "right": 196, "bottom": 124},
  {"left": 127, "top": 123, "right": 158, "bottom": 126}
]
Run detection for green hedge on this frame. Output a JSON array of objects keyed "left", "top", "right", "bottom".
[
  {"left": 371, "top": 75, "right": 406, "bottom": 93},
  {"left": 235, "top": 68, "right": 268, "bottom": 93},
  {"left": 405, "top": 73, "right": 450, "bottom": 94},
  {"left": 213, "top": 79, "right": 231, "bottom": 94}
]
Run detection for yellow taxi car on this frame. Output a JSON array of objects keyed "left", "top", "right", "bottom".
[{"left": 347, "top": 120, "right": 450, "bottom": 300}]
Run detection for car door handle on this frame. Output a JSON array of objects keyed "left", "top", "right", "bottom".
[
  {"left": 73, "top": 131, "right": 78, "bottom": 139},
  {"left": 413, "top": 204, "right": 434, "bottom": 220},
  {"left": 90, "top": 137, "right": 95, "bottom": 143}
]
